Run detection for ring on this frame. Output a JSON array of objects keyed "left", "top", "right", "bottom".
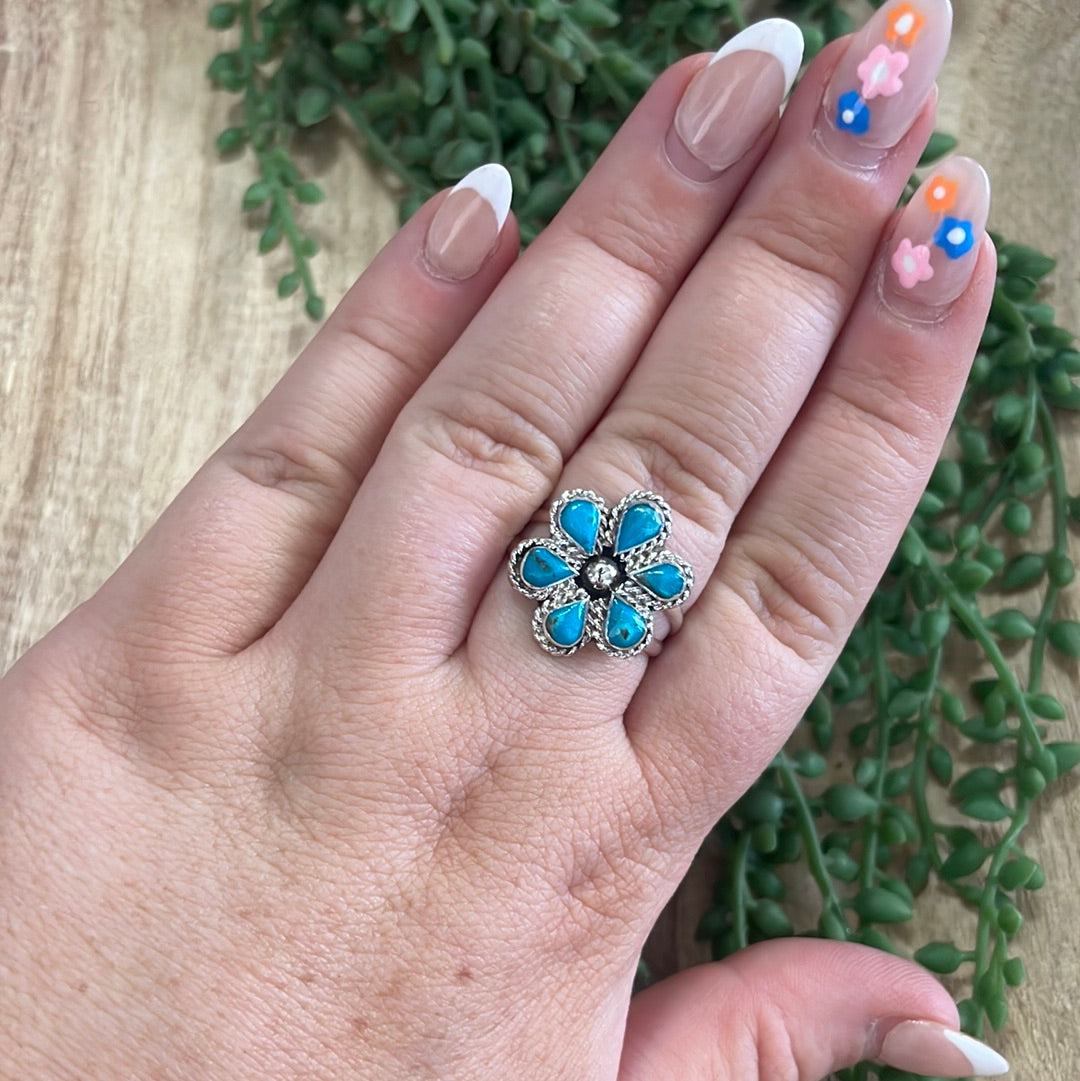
[{"left": 508, "top": 490, "right": 694, "bottom": 658}]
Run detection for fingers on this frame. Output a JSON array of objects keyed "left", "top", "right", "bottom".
[
  {"left": 472, "top": 3, "right": 949, "bottom": 690},
  {"left": 627, "top": 176, "right": 995, "bottom": 849},
  {"left": 618, "top": 939, "right": 1008, "bottom": 1081},
  {"left": 288, "top": 26, "right": 803, "bottom": 663},
  {"left": 86, "top": 169, "right": 518, "bottom": 654}
]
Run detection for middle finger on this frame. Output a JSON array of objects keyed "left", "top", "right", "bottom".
[{"left": 474, "top": 0, "right": 951, "bottom": 686}]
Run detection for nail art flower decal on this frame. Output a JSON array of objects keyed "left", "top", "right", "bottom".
[
  {"left": 891, "top": 238, "right": 935, "bottom": 288},
  {"left": 924, "top": 175, "right": 958, "bottom": 213},
  {"left": 509, "top": 489, "right": 693, "bottom": 658},
  {"left": 886, "top": 3, "right": 926, "bottom": 47},
  {"left": 934, "top": 217, "right": 975, "bottom": 259},
  {"left": 835, "top": 3, "right": 924, "bottom": 137},
  {"left": 857, "top": 44, "right": 909, "bottom": 99},
  {"left": 837, "top": 91, "right": 871, "bottom": 134}
]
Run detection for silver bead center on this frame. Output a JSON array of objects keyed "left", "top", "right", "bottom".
[{"left": 584, "top": 558, "right": 619, "bottom": 591}]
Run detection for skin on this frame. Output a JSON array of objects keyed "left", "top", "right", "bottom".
[{"left": 0, "top": 36, "right": 994, "bottom": 1081}]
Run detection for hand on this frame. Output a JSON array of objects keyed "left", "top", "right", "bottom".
[{"left": 0, "top": 4, "right": 1009, "bottom": 1079}]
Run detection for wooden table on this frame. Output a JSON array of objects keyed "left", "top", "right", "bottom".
[{"left": 2, "top": 2, "right": 1077, "bottom": 1076}]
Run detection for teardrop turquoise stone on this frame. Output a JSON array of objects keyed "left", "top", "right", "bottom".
[
  {"left": 545, "top": 600, "right": 587, "bottom": 648},
  {"left": 614, "top": 502, "right": 663, "bottom": 554},
  {"left": 635, "top": 563, "right": 685, "bottom": 600},
  {"left": 521, "top": 546, "right": 574, "bottom": 588},
  {"left": 605, "top": 597, "right": 647, "bottom": 651},
  {"left": 559, "top": 499, "right": 600, "bottom": 555}
]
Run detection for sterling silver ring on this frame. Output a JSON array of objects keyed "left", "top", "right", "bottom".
[{"left": 508, "top": 489, "right": 693, "bottom": 658}]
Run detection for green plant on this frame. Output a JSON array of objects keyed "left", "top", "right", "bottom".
[{"left": 206, "top": 3, "right": 1079, "bottom": 1077}]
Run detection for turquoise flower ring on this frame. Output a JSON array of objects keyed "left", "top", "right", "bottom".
[{"left": 508, "top": 489, "right": 694, "bottom": 658}]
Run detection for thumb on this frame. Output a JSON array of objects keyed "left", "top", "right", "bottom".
[{"left": 619, "top": 939, "right": 1010, "bottom": 1080}]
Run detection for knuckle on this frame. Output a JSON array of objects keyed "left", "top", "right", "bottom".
[
  {"left": 411, "top": 388, "right": 564, "bottom": 499},
  {"left": 733, "top": 196, "right": 856, "bottom": 305},
  {"left": 221, "top": 422, "right": 361, "bottom": 511},
  {"left": 324, "top": 307, "right": 433, "bottom": 385},
  {"left": 561, "top": 197, "right": 682, "bottom": 297},
  {"left": 819, "top": 364, "right": 943, "bottom": 463},
  {"left": 730, "top": 532, "right": 854, "bottom": 667},
  {"left": 602, "top": 404, "right": 749, "bottom": 537}
]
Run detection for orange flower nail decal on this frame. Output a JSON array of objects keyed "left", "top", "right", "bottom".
[
  {"left": 924, "top": 175, "right": 958, "bottom": 213},
  {"left": 886, "top": 3, "right": 925, "bottom": 47}
]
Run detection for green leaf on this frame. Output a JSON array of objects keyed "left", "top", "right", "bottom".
[
  {"left": 277, "top": 272, "right": 301, "bottom": 298},
  {"left": 918, "top": 131, "right": 958, "bottom": 165},
  {"left": 332, "top": 41, "right": 374, "bottom": 75},
  {"left": 952, "top": 767, "right": 1005, "bottom": 801},
  {"left": 208, "top": 3, "right": 238, "bottom": 30},
  {"left": 941, "top": 842, "right": 987, "bottom": 879},
  {"left": 571, "top": 0, "right": 620, "bottom": 27},
  {"left": 947, "top": 559, "right": 994, "bottom": 592},
  {"left": 998, "top": 856, "right": 1038, "bottom": 890},
  {"left": 823, "top": 784, "right": 878, "bottom": 822},
  {"left": 1002, "top": 501, "right": 1032, "bottom": 535},
  {"left": 1027, "top": 692, "right": 1066, "bottom": 721},
  {"left": 305, "top": 294, "right": 326, "bottom": 321},
  {"left": 295, "top": 86, "right": 333, "bottom": 127},
  {"left": 387, "top": 0, "right": 420, "bottom": 32},
  {"left": 258, "top": 224, "right": 282, "bottom": 253},
  {"left": 985, "top": 608, "right": 1037, "bottom": 640},
  {"left": 914, "top": 941, "right": 966, "bottom": 974},
  {"left": 215, "top": 126, "right": 246, "bottom": 155},
  {"left": 1000, "top": 554, "right": 1046, "bottom": 591},
  {"left": 854, "top": 887, "right": 912, "bottom": 924},
  {"left": 960, "top": 795, "right": 1012, "bottom": 822},
  {"left": 242, "top": 180, "right": 273, "bottom": 211},
  {"left": 294, "top": 182, "right": 325, "bottom": 205},
  {"left": 1000, "top": 242, "right": 1057, "bottom": 280},
  {"left": 750, "top": 899, "right": 793, "bottom": 937},
  {"left": 1003, "top": 957, "right": 1027, "bottom": 987},
  {"left": 736, "top": 787, "right": 784, "bottom": 824},
  {"left": 928, "top": 744, "right": 953, "bottom": 785},
  {"left": 1048, "top": 742, "right": 1080, "bottom": 775}
]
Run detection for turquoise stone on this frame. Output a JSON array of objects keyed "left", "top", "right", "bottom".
[
  {"left": 635, "top": 563, "right": 685, "bottom": 600},
  {"left": 521, "top": 546, "right": 574, "bottom": 588},
  {"left": 545, "top": 600, "right": 587, "bottom": 648},
  {"left": 559, "top": 498, "right": 600, "bottom": 555},
  {"left": 614, "top": 502, "right": 663, "bottom": 554},
  {"left": 605, "top": 597, "right": 647, "bottom": 650}
]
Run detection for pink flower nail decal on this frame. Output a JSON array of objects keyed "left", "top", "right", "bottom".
[
  {"left": 891, "top": 238, "right": 934, "bottom": 289},
  {"left": 835, "top": 3, "right": 925, "bottom": 136},
  {"left": 857, "top": 44, "right": 909, "bottom": 99}
]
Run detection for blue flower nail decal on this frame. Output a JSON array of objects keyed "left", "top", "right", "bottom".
[
  {"left": 836, "top": 90, "right": 871, "bottom": 134},
  {"left": 509, "top": 489, "right": 693, "bottom": 658},
  {"left": 933, "top": 216, "right": 975, "bottom": 260}
]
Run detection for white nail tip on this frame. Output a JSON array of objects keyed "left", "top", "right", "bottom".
[
  {"left": 452, "top": 163, "right": 513, "bottom": 231},
  {"left": 942, "top": 1030, "right": 1010, "bottom": 1076},
  {"left": 710, "top": 18, "right": 804, "bottom": 96}
]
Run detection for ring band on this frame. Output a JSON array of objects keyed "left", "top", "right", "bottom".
[{"left": 508, "top": 489, "right": 694, "bottom": 658}]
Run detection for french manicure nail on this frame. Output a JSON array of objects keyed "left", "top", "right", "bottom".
[
  {"left": 879, "top": 1020, "right": 1010, "bottom": 1077},
  {"left": 668, "top": 19, "right": 804, "bottom": 181},
  {"left": 881, "top": 155, "right": 990, "bottom": 315},
  {"left": 424, "top": 163, "right": 512, "bottom": 281},
  {"left": 817, "top": 0, "right": 952, "bottom": 169}
]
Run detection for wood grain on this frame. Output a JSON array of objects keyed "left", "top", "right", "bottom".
[{"left": 2, "top": 1, "right": 1077, "bottom": 1076}]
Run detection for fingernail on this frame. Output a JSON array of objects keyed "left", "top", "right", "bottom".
[
  {"left": 881, "top": 156, "right": 990, "bottom": 315},
  {"left": 424, "top": 163, "right": 512, "bottom": 281},
  {"left": 879, "top": 1020, "right": 1009, "bottom": 1077},
  {"left": 668, "top": 19, "right": 803, "bottom": 181},
  {"left": 817, "top": 0, "right": 952, "bottom": 169}
]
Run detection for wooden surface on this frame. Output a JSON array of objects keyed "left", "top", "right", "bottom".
[{"left": 1, "top": 1, "right": 1078, "bottom": 1076}]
